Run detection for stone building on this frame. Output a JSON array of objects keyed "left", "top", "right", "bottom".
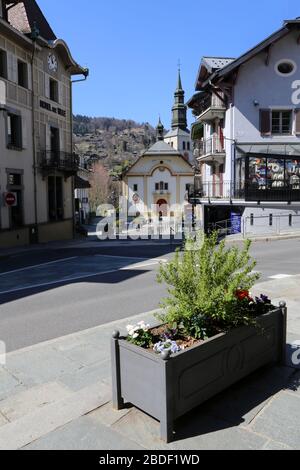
[
  {"left": 0, "top": 0, "right": 88, "bottom": 246},
  {"left": 122, "top": 72, "right": 194, "bottom": 223}
]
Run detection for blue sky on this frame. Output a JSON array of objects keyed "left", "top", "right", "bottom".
[{"left": 38, "top": 0, "right": 300, "bottom": 128}]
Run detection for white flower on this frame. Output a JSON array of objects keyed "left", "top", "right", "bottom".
[
  {"left": 126, "top": 325, "right": 134, "bottom": 332},
  {"left": 132, "top": 333, "right": 139, "bottom": 339}
]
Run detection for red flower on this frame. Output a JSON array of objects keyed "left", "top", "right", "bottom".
[{"left": 236, "top": 290, "right": 253, "bottom": 302}]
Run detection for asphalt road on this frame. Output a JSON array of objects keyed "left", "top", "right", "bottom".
[{"left": 0, "top": 238, "right": 300, "bottom": 352}]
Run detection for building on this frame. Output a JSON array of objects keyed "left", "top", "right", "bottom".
[
  {"left": 122, "top": 72, "right": 194, "bottom": 224},
  {"left": 0, "top": 0, "right": 88, "bottom": 247},
  {"left": 74, "top": 155, "right": 91, "bottom": 226},
  {"left": 188, "top": 19, "right": 300, "bottom": 236}
]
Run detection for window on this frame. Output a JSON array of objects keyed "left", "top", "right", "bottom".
[
  {"left": 250, "top": 214, "right": 254, "bottom": 226},
  {"left": 133, "top": 184, "right": 138, "bottom": 192},
  {"left": 17, "top": 60, "right": 28, "bottom": 88},
  {"left": 0, "top": 49, "right": 7, "bottom": 78},
  {"left": 7, "top": 113, "right": 22, "bottom": 149},
  {"left": 289, "top": 214, "right": 293, "bottom": 227},
  {"left": 49, "top": 78, "right": 59, "bottom": 102},
  {"left": 186, "top": 184, "right": 190, "bottom": 191},
  {"left": 271, "top": 110, "right": 292, "bottom": 135},
  {"left": 48, "top": 176, "right": 64, "bottom": 221},
  {"left": 187, "top": 142, "right": 190, "bottom": 151},
  {"left": 156, "top": 182, "right": 168, "bottom": 191},
  {"left": 183, "top": 141, "right": 186, "bottom": 150},
  {"left": 269, "top": 214, "right": 273, "bottom": 226},
  {"left": 275, "top": 60, "right": 296, "bottom": 77}
]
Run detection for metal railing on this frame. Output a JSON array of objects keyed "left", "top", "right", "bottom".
[
  {"left": 194, "top": 135, "right": 225, "bottom": 158},
  {"left": 38, "top": 151, "right": 79, "bottom": 173},
  {"left": 189, "top": 180, "right": 300, "bottom": 202}
]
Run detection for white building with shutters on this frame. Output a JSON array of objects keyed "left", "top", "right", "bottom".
[
  {"left": 188, "top": 18, "right": 300, "bottom": 236},
  {"left": 0, "top": 0, "right": 88, "bottom": 247}
]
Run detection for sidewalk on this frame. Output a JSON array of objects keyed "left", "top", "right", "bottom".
[{"left": 0, "top": 279, "right": 299, "bottom": 450}]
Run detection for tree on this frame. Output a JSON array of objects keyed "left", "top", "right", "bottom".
[{"left": 89, "top": 162, "right": 121, "bottom": 214}]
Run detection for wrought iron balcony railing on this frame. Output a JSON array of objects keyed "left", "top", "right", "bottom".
[
  {"left": 38, "top": 151, "right": 79, "bottom": 174},
  {"left": 188, "top": 180, "right": 300, "bottom": 202},
  {"left": 194, "top": 135, "right": 225, "bottom": 158}
]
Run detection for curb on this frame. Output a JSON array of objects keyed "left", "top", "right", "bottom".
[{"left": 226, "top": 233, "right": 300, "bottom": 243}]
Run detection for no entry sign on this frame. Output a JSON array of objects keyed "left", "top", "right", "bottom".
[{"left": 5, "top": 192, "right": 17, "bottom": 207}]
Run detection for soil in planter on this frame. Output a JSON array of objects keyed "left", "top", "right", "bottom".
[{"left": 149, "top": 325, "right": 206, "bottom": 351}]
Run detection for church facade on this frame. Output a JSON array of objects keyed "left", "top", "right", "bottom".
[{"left": 122, "top": 72, "right": 194, "bottom": 223}]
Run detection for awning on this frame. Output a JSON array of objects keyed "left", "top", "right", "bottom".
[
  {"left": 75, "top": 176, "right": 91, "bottom": 189},
  {"left": 236, "top": 143, "right": 300, "bottom": 157}
]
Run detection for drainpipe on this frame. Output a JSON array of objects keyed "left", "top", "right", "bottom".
[
  {"left": 30, "top": 26, "right": 39, "bottom": 243},
  {"left": 70, "top": 71, "right": 89, "bottom": 238}
]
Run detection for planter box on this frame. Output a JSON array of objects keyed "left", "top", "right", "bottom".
[{"left": 111, "top": 303, "right": 287, "bottom": 443}]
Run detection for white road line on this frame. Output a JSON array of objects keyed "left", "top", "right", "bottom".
[
  {"left": 0, "top": 257, "right": 78, "bottom": 277},
  {"left": 269, "top": 274, "right": 293, "bottom": 280},
  {"left": 95, "top": 254, "right": 148, "bottom": 260},
  {"left": 122, "top": 260, "right": 168, "bottom": 270},
  {"left": 0, "top": 259, "right": 165, "bottom": 296}
]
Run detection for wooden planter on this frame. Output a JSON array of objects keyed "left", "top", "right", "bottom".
[{"left": 111, "top": 303, "right": 287, "bottom": 443}]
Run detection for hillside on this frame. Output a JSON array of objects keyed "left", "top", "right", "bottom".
[{"left": 73, "top": 115, "right": 157, "bottom": 171}]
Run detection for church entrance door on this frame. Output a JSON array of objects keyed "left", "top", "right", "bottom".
[{"left": 156, "top": 199, "right": 168, "bottom": 218}]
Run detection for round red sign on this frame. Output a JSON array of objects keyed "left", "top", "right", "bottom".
[{"left": 5, "top": 193, "right": 16, "bottom": 206}]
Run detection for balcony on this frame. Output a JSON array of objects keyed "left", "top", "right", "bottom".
[
  {"left": 194, "top": 135, "right": 225, "bottom": 164},
  {"left": 198, "top": 93, "right": 226, "bottom": 123},
  {"left": 152, "top": 189, "right": 170, "bottom": 196},
  {"left": 38, "top": 151, "right": 79, "bottom": 178},
  {"left": 188, "top": 180, "right": 300, "bottom": 203}
]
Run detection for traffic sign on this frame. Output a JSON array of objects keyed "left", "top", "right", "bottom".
[{"left": 5, "top": 192, "right": 17, "bottom": 207}]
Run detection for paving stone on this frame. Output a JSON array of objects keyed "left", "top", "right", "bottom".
[
  {"left": 263, "top": 440, "right": 293, "bottom": 450},
  {"left": 0, "top": 367, "right": 24, "bottom": 401},
  {"left": 88, "top": 402, "right": 132, "bottom": 427},
  {"left": 0, "top": 382, "right": 110, "bottom": 450},
  {"left": 0, "top": 412, "right": 8, "bottom": 427},
  {"left": 285, "top": 370, "right": 300, "bottom": 396},
  {"left": 112, "top": 407, "right": 267, "bottom": 450},
  {"left": 251, "top": 391, "right": 300, "bottom": 449},
  {"left": 58, "top": 362, "right": 110, "bottom": 392},
  {"left": 5, "top": 347, "right": 82, "bottom": 387},
  {"left": 0, "top": 382, "right": 72, "bottom": 422},
  {"left": 58, "top": 343, "right": 108, "bottom": 367},
  {"left": 23, "top": 415, "right": 143, "bottom": 450}
]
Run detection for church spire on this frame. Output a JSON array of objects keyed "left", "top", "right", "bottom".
[
  {"left": 156, "top": 116, "right": 164, "bottom": 141},
  {"left": 171, "top": 68, "right": 188, "bottom": 131}
]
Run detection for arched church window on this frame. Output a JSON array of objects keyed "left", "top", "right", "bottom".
[{"left": 183, "top": 141, "right": 186, "bottom": 150}]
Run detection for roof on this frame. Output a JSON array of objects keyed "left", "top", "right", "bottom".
[
  {"left": 164, "top": 128, "right": 190, "bottom": 139},
  {"left": 202, "top": 57, "right": 235, "bottom": 72},
  {"left": 196, "top": 19, "right": 300, "bottom": 89},
  {"left": 236, "top": 143, "right": 300, "bottom": 157},
  {"left": 8, "top": 0, "right": 56, "bottom": 41},
  {"left": 142, "top": 140, "right": 181, "bottom": 156}
]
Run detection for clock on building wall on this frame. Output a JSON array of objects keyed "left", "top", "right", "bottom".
[{"left": 48, "top": 53, "right": 58, "bottom": 72}]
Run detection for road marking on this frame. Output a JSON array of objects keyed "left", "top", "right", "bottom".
[
  {"left": 269, "top": 274, "right": 293, "bottom": 280},
  {"left": 0, "top": 259, "right": 165, "bottom": 296},
  {"left": 122, "top": 259, "right": 168, "bottom": 270},
  {"left": 0, "top": 257, "right": 78, "bottom": 277},
  {"left": 95, "top": 254, "right": 148, "bottom": 260}
]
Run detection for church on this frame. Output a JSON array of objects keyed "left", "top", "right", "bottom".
[{"left": 122, "top": 72, "right": 194, "bottom": 223}]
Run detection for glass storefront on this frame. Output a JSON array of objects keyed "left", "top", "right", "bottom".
[{"left": 235, "top": 153, "right": 300, "bottom": 201}]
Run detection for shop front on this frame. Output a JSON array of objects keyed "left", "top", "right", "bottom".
[{"left": 235, "top": 144, "right": 300, "bottom": 202}]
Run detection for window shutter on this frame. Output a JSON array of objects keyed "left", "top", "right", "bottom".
[
  {"left": 22, "top": 117, "right": 27, "bottom": 149},
  {"left": 260, "top": 109, "right": 271, "bottom": 136},
  {"left": 45, "top": 73, "right": 50, "bottom": 98},
  {"left": 27, "top": 63, "right": 32, "bottom": 91},
  {"left": 58, "top": 82, "right": 63, "bottom": 105},
  {"left": 46, "top": 124, "right": 51, "bottom": 150},
  {"left": 295, "top": 109, "right": 300, "bottom": 135},
  {"left": 7, "top": 52, "right": 15, "bottom": 82}
]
